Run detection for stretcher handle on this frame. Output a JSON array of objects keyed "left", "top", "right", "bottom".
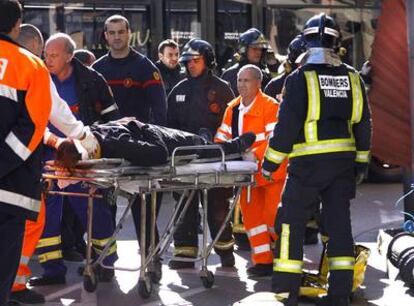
[{"left": 171, "top": 144, "right": 226, "bottom": 169}]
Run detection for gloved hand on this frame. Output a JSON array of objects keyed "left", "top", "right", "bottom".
[
  {"left": 79, "top": 127, "right": 99, "bottom": 158},
  {"left": 44, "top": 130, "right": 65, "bottom": 149},
  {"left": 355, "top": 162, "right": 368, "bottom": 185}
]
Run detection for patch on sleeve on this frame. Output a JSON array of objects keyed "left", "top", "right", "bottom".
[{"left": 153, "top": 71, "right": 160, "bottom": 81}]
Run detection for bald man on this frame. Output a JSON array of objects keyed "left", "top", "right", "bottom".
[{"left": 29, "top": 33, "right": 121, "bottom": 287}]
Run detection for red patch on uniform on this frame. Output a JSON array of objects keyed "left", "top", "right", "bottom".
[
  {"left": 207, "top": 89, "right": 217, "bottom": 102},
  {"left": 95, "top": 101, "right": 102, "bottom": 113},
  {"left": 124, "top": 78, "right": 133, "bottom": 88},
  {"left": 209, "top": 102, "right": 221, "bottom": 114},
  {"left": 69, "top": 103, "right": 80, "bottom": 114}
]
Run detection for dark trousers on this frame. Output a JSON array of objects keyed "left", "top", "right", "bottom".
[
  {"left": 38, "top": 183, "right": 117, "bottom": 278},
  {"left": 131, "top": 192, "right": 163, "bottom": 256},
  {"left": 61, "top": 199, "right": 87, "bottom": 256},
  {"left": 272, "top": 159, "right": 356, "bottom": 303},
  {"left": 173, "top": 187, "right": 234, "bottom": 256},
  {"left": 0, "top": 213, "right": 25, "bottom": 306}
]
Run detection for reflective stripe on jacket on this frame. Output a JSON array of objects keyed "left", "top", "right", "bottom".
[
  {"left": 215, "top": 90, "right": 287, "bottom": 186},
  {"left": 263, "top": 63, "right": 371, "bottom": 172},
  {"left": 0, "top": 34, "right": 52, "bottom": 220}
]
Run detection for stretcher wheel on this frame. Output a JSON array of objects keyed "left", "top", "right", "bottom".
[
  {"left": 83, "top": 273, "right": 97, "bottom": 292},
  {"left": 149, "top": 270, "right": 162, "bottom": 284},
  {"left": 200, "top": 271, "right": 214, "bottom": 288},
  {"left": 138, "top": 277, "right": 152, "bottom": 299},
  {"left": 149, "top": 258, "right": 162, "bottom": 284}
]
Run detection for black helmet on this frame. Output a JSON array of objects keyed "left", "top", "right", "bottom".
[
  {"left": 287, "top": 34, "right": 307, "bottom": 64},
  {"left": 179, "top": 39, "right": 216, "bottom": 69},
  {"left": 302, "top": 13, "right": 341, "bottom": 49},
  {"left": 238, "top": 28, "right": 268, "bottom": 56}
]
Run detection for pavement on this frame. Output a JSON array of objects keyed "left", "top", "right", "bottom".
[{"left": 24, "top": 183, "right": 414, "bottom": 306}]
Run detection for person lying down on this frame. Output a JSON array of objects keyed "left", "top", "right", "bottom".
[{"left": 55, "top": 117, "right": 256, "bottom": 169}]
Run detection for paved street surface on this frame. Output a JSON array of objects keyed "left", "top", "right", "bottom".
[{"left": 27, "top": 183, "right": 414, "bottom": 306}]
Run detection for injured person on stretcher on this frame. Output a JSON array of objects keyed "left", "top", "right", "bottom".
[{"left": 54, "top": 117, "right": 256, "bottom": 169}]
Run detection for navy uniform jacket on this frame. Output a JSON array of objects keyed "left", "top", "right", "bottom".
[
  {"left": 221, "top": 62, "right": 271, "bottom": 96},
  {"left": 93, "top": 48, "right": 167, "bottom": 125},
  {"left": 155, "top": 61, "right": 186, "bottom": 95},
  {"left": 263, "top": 62, "right": 371, "bottom": 172},
  {"left": 71, "top": 58, "right": 120, "bottom": 125},
  {"left": 167, "top": 71, "right": 235, "bottom": 135},
  {"left": 264, "top": 72, "right": 288, "bottom": 100}
]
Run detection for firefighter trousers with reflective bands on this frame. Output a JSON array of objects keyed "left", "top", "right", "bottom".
[
  {"left": 272, "top": 159, "right": 356, "bottom": 304},
  {"left": 36, "top": 183, "right": 117, "bottom": 277},
  {"left": 240, "top": 182, "right": 283, "bottom": 264},
  {"left": 12, "top": 198, "right": 46, "bottom": 292},
  {"left": 173, "top": 188, "right": 235, "bottom": 257},
  {"left": 0, "top": 213, "right": 25, "bottom": 306}
]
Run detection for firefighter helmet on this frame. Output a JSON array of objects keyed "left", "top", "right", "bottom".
[
  {"left": 287, "top": 34, "right": 307, "bottom": 64},
  {"left": 238, "top": 28, "right": 269, "bottom": 56},
  {"left": 179, "top": 38, "right": 216, "bottom": 69},
  {"left": 302, "top": 13, "right": 341, "bottom": 49}
]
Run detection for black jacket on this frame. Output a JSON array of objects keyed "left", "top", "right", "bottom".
[
  {"left": 93, "top": 49, "right": 167, "bottom": 125},
  {"left": 263, "top": 62, "right": 372, "bottom": 172},
  {"left": 155, "top": 61, "right": 185, "bottom": 95},
  {"left": 72, "top": 58, "right": 121, "bottom": 125},
  {"left": 167, "top": 71, "right": 235, "bottom": 135},
  {"left": 264, "top": 72, "right": 288, "bottom": 100},
  {"left": 91, "top": 120, "right": 203, "bottom": 167}
]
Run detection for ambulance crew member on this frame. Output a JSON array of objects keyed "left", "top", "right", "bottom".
[{"left": 0, "top": 1, "right": 52, "bottom": 304}]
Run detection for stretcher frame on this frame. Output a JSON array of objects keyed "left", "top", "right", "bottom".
[{"left": 43, "top": 145, "right": 256, "bottom": 298}]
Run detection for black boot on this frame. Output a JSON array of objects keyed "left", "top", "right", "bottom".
[
  {"left": 168, "top": 256, "right": 195, "bottom": 270},
  {"left": 28, "top": 274, "right": 66, "bottom": 286},
  {"left": 316, "top": 295, "right": 350, "bottom": 306},
  {"left": 247, "top": 263, "right": 273, "bottom": 277},
  {"left": 304, "top": 227, "right": 319, "bottom": 245},
  {"left": 232, "top": 132, "right": 256, "bottom": 153},
  {"left": 219, "top": 252, "right": 235, "bottom": 267},
  {"left": 234, "top": 232, "right": 251, "bottom": 251}
]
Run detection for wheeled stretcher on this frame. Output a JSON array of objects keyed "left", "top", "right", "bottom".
[{"left": 42, "top": 145, "right": 257, "bottom": 298}]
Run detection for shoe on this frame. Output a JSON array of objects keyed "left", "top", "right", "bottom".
[
  {"left": 198, "top": 128, "right": 213, "bottom": 142},
  {"left": 246, "top": 263, "right": 273, "bottom": 277},
  {"left": 95, "top": 265, "right": 115, "bottom": 282},
  {"left": 9, "top": 288, "right": 45, "bottom": 304},
  {"left": 234, "top": 233, "right": 251, "bottom": 251},
  {"left": 234, "top": 132, "right": 256, "bottom": 152},
  {"left": 304, "top": 227, "right": 319, "bottom": 245},
  {"left": 316, "top": 295, "right": 350, "bottom": 306},
  {"left": 62, "top": 248, "right": 84, "bottom": 262},
  {"left": 28, "top": 275, "right": 66, "bottom": 286},
  {"left": 220, "top": 252, "right": 235, "bottom": 267},
  {"left": 149, "top": 257, "right": 163, "bottom": 283},
  {"left": 77, "top": 265, "right": 115, "bottom": 282},
  {"left": 168, "top": 257, "right": 195, "bottom": 270}
]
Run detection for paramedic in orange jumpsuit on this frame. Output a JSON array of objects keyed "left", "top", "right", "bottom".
[{"left": 215, "top": 64, "right": 287, "bottom": 277}]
